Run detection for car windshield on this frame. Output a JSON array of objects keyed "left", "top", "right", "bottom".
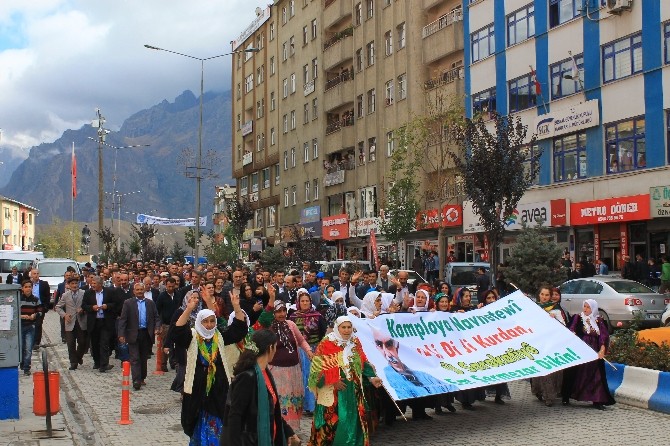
[
  {"left": 38, "top": 262, "right": 77, "bottom": 277},
  {"left": 451, "top": 266, "right": 480, "bottom": 285},
  {"left": 0, "top": 260, "right": 33, "bottom": 274},
  {"left": 607, "top": 281, "right": 655, "bottom": 294}
]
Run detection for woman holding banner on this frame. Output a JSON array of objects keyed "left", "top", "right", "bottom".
[
  {"left": 532, "top": 286, "right": 568, "bottom": 407},
  {"left": 565, "top": 299, "right": 615, "bottom": 410},
  {"left": 308, "top": 316, "right": 383, "bottom": 446}
]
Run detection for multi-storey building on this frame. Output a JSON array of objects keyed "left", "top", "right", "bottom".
[
  {"left": 211, "top": 184, "right": 236, "bottom": 241},
  {"left": 0, "top": 195, "right": 38, "bottom": 250},
  {"left": 464, "top": 0, "right": 670, "bottom": 270},
  {"left": 231, "top": 0, "right": 466, "bottom": 266}
]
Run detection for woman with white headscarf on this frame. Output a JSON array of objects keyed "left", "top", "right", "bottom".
[
  {"left": 308, "top": 316, "right": 383, "bottom": 446},
  {"left": 564, "top": 299, "right": 615, "bottom": 409},
  {"left": 360, "top": 291, "right": 383, "bottom": 318},
  {"left": 173, "top": 287, "right": 249, "bottom": 445}
]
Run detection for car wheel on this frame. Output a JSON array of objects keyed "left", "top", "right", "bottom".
[
  {"left": 664, "top": 319, "right": 670, "bottom": 327},
  {"left": 598, "top": 310, "right": 612, "bottom": 334}
]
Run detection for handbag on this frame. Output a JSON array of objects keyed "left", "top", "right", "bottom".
[{"left": 117, "top": 341, "right": 130, "bottom": 361}]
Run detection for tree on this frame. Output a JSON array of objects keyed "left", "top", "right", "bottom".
[
  {"left": 260, "top": 246, "right": 288, "bottom": 274},
  {"left": 143, "top": 241, "right": 167, "bottom": 262},
  {"left": 95, "top": 226, "right": 117, "bottom": 262},
  {"left": 184, "top": 227, "right": 197, "bottom": 252},
  {"left": 285, "top": 224, "right": 326, "bottom": 265},
  {"left": 35, "top": 219, "right": 81, "bottom": 258},
  {"left": 130, "top": 223, "right": 157, "bottom": 259},
  {"left": 170, "top": 241, "right": 188, "bottom": 263},
  {"left": 504, "top": 223, "right": 564, "bottom": 296},
  {"left": 127, "top": 235, "right": 141, "bottom": 258},
  {"left": 204, "top": 227, "right": 239, "bottom": 265},
  {"left": 452, "top": 113, "right": 541, "bottom": 283},
  {"left": 226, "top": 197, "right": 254, "bottom": 255}
]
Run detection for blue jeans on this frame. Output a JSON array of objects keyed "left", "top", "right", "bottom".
[{"left": 21, "top": 324, "right": 36, "bottom": 371}]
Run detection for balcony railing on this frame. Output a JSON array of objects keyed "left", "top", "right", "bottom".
[
  {"left": 325, "top": 115, "right": 355, "bottom": 135},
  {"left": 422, "top": 8, "right": 462, "bottom": 38},
  {"left": 325, "top": 0, "right": 337, "bottom": 7},
  {"left": 325, "top": 68, "right": 354, "bottom": 91},
  {"left": 324, "top": 26, "right": 353, "bottom": 51},
  {"left": 424, "top": 66, "right": 464, "bottom": 90}
]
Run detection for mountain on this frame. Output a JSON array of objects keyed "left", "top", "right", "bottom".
[{"left": 1, "top": 90, "right": 232, "bottom": 227}]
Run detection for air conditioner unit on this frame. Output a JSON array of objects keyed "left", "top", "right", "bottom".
[{"left": 606, "top": 0, "right": 632, "bottom": 14}]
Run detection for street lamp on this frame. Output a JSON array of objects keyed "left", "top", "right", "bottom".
[
  {"left": 105, "top": 190, "right": 142, "bottom": 251},
  {"left": 144, "top": 44, "right": 260, "bottom": 267}
]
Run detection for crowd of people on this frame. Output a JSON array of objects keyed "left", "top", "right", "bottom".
[{"left": 14, "top": 258, "right": 620, "bottom": 445}]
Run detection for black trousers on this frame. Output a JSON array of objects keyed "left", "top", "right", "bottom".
[
  {"left": 89, "top": 319, "right": 112, "bottom": 368},
  {"left": 34, "top": 313, "right": 45, "bottom": 346},
  {"left": 128, "top": 329, "right": 152, "bottom": 383},
  {"left": 65, "top": 321, "right": 89, "bottom": 366}
]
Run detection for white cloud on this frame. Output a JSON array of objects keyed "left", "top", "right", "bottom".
[{"left": 0, "top": 0, "right": 268, "bottom": 149}]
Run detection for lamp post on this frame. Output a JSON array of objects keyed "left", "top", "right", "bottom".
[
  {"left": 91, "top": 109, "right": 108, "bottom": 255},
  {"left": 144, "top": 44, "right": 259, "bottom": 267}
]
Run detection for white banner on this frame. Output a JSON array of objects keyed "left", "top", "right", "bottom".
[
  {"left": 136, "top": 214, "right": 207, "bottom": 227},
  {"left": 534, "top": 99, "right": 600, "bottom": 140},
  {"left": 351, "top": 291, "right": 598, "bottom": 401}
]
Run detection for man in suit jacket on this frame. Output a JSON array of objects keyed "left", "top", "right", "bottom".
[
  {"left": 155, "top": 277, "right": 179, "bottom": 371},
  {"left": 82, "top": 276, "right": 117, "bottom": 372},
  {"left": 29, "top": 269, "right": 52, "bottom": 348},
  {"left": 177, "top": 271, "right": 202, "bottom": 304},
  {"left": 5, "top": 266, "right": 23, "bottom": 284},
  {"left": 388, "top": 270, "right": 417, "bottom": 310},
  {"left": 55, "top": 277, "right": 88, "bottom": 370},
  {"left": 118, "top": 282, "right": 161, "bottom": 390}
]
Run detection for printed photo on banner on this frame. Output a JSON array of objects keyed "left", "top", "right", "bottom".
[{"left": 350, "top": 291, "right": 598, "bottom": 401}]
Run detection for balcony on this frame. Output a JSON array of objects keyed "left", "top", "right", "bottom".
[
  {"left": 324, "top": 29, "right": 353, "bottom": 71},
  {"left": 325, "top": 114, "right": 354, "bottom": 136},
  {"left": 424, "top": 66, "right": 464, "bottom": 90},
  {"left": 324, "top": 0, "right": 352, "bottom": 30},
  {"left": 324, "top": 71, "right": 354, "bottom": 112},
  {"left": 242, "top": 151, "right": 253, "bottom": 166},
  {"left": 422, "top": 9, "right": 464, "bottom": 64}
]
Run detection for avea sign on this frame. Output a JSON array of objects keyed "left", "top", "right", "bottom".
[{"left": 504, "top": 200, "right": 566, "bottom": 230}]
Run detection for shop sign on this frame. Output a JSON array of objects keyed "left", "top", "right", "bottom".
[
  {"left": 534, "top": 99, "right": 599, "bottom": 140},
  {"left": 322, "top": 214, "right": 349, "bottom": 240},
  {"left": 415, "top": 205, "right": 462, "bottom": 230},
  {"left": 504, "top": 199, "right": 568, "bottom": 230},
  {"left": 250, "top": 237, "right": 263, "bottom": 252},
  {"left": 300, "top": 205, "right": 321, "bottom": 224},
  {"left": 462, "top": 201, "right": 485, "bottom": 233},
  {"left": 571, "top": 194, "right": 650, "bottom": 225},
  {"left": 300, "top": 221, "right": 322, "bottom": 238},
  {"left": 231, "top": 5, "right": 271, "bottom": 50},
  {"left": 620, "top": 223, "right": 628, "bottom": 257},
  {"left": 650, "top": 185, "right": 670, "bottom": 218},
  {"left": 354, "top": 217, "right": 379, "bottom": 237}
]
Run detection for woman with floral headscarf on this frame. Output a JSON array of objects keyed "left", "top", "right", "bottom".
[
  {"left": 564, "top": 299, "right": 615, "bottom": 409},
  {"left": 308, "top": 316, "right": 383, "bottom": 446},
  {"left": 172, "top": 289, "right": 249, "bottom": 445}
]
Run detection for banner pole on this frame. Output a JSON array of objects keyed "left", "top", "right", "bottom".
[{"left": 381, "top": 385, "right": 408, "bottom": 422}]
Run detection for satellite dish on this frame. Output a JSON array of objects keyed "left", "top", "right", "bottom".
[{"left": 255, "top": 7, "right": 262, "bottom": 16}]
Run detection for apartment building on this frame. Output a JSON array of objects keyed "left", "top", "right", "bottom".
[
  {"left": 464, "top": 0, "right": 670, "bottom": 270},
  {"left": 0, "top": 195, "right": 38, "bottom": 250},
  {"left": 232, "top": 0, "right": 465, "bottom": 264}
]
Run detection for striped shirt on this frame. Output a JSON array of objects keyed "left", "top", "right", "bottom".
[{"left": 20, "top": 294, "right": 44, "bottom": 326}]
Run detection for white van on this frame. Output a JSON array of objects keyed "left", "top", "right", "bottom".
[
  {"left": 35, "top": 258, "right": 81, "bottom": 293},
  {"left": 0, "top": 250, "right": 44, "bottom": 280}
]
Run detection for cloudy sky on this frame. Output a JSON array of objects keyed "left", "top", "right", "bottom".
[{"left": 0, "top": 0, "right": 268, "bottom": 153}]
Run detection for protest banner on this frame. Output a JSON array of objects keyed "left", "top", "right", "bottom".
[{"left": 350, "top": 291, "right": 598, "bottom": 401}]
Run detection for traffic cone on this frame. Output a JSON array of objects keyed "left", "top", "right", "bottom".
[
  {"left": 153, "top": 332, "right": 165, "bottom": 375},
  {"left": 118, "top": 361, "right": 132, "bottom": 425}
]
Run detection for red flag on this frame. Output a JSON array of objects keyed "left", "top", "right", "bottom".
[
  {"left": 71, "top": 143, "right": 77, "bottom": 198},
  {"left": 529, "top": 66, "right": 541, "bottom": 95},
  {"left": 370, "top": 230, "right": 379, "bottom": 271}
]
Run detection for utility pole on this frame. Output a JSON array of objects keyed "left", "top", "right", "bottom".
[{"left": 92, "top": 109, "right": 108, "bottom": 258}]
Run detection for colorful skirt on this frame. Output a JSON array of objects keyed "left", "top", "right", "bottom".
[
  {"left": 269, "top": 363, "right": 304, "bottom": 431},
  {"left": 189, "top": 410, "right": 223, "bottom": 446},
  {"left": 300, "top": 346, "right": 316, "bottom": 412}
]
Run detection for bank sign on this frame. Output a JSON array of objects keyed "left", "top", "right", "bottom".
[
  {"left": 651, "top": 186, "right": 670, "bottom": 218},
  {"left": 534, "top": 99, "right": 599, "bottom": 140}
]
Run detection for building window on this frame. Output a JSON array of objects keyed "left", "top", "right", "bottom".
[
  {"left": 305, "top": 181, "right": 310, "bottom": 202},
  {"left": 236, "top": 83, "right": 241, "bottom": 100},
  {"left": 384, "top": 31, "right": 393, "bottom": 56},
  {"left": 304, "top": 103, "right": 309, "bottom": 124},
  {"left": 290, "top": 73, "right": 296, "bottom": 93},
  {"left": 472, "top": 87, "right": 496, "bottom": 119},
  {"left": 256, "top": 99, "right": 264, "bottom": 118},
  {"left": 366, "top": 41, "right": 375, "bottom": 66},
  {"left": 251, "top": 172, "right": 259, "bottom": 193},
  {"left": 237, "top": 114, "right": 241, "bottom": 130},
  {"left": 284, "top": 188, "right": 289, "bottom": 207},
  {"left": 291, "top": 147, "right": 296, "bottom": 167},
  {"left": 270, "top": 92, "right": 276, "bottom": 111},
  {"left": 312, "top": 98, "right": 318, "bottom": 119},
  {"left": 508, "top": 73, "right": 537, "bottom": 112},
  {"left": 603, "top": 33, "right": 643, "bottom": 83},
  {"left": 303, "top": 64, "right": 310, "bottom": 85},
  {"left": 275, "top": 164, "right": 280, "bottom": 185},
  {"left": 358, "top": 141, "right": 366, "bottom": 165},
  {"left": 397, "top": 22, "right": 406, "bottom": 49},
  {"left": 283, "top": 78, "right": 288, "bottom": 98},
  {"left": 304, "top": 142, "right": 310, "bottom": 162},
  {"left": 244, "top": 74, "right": 254, "bottom": 93},
  {"left": 386, "top": 131, "right": 394, "bottom": 156},
  {"left": 240, "top": 176, "right": 248, "bottom": 196},
  {"left": 282, "top": 7, "right": 287, "bottom": 24},
  {"left": 357, "top": 94, "right": 364, "bottom": 118},
  {"left": 397, "top": 73, "right": 406, "bottom": 100},
  {"left": 366, "top": 0, "right": 374, "bottom": 19},
  {"left": 313, "top": 179, "right": 319, "bottom": 200},
  {"left": 507, "top": 4, "right": 534, "bottom": 46},
  {"left": 311, "top": 19, "right": 317, "bottom": 40},
  {"left": 368, "top": 137, "right": 377, "bottom": 162},
  {"left": 553, "top": 132, "right": 587, "bottom": 182},
  {"left": 367, "top": 89, "right": 376, "bottom": 114},
  {"left": 290, "top": 110, "right": 296, "bottom": 129},
  {"left": 270, "top": 128, "right": 276, "bottom": 145},
  {"left": 289, "top": 0, "right": 295, "bottom": 17},
  {"left": 313, "top": 138, "right": 319, "bottom": 159},
  {"left": 268, "top": 206, "right": 276, "bottom": 227},
  {"left": 291, "top": 186, "right": 297, "bottom": 205},
  {"left": 355, "top": 3, "right": 362, "bottom": 26},
  {"left": 471, "top": 24, "right": 495, "bottom": 62},
  {"left": 270, "top": 56, "right": 275, "bottom": 75},
  {"left": 523, "top": 144, "right": 540, "bottom": 186},
  {"left": 290, "top": 36, "right": 295, "bottom": 56},
  {"left": 665, "top": 22, "right": 670, "bottom": 64},
  {"left": 303, "top": 26, "right": 308, "bottom": 45},
  {"left": 550, "top": 54, "right": 583, "bottom": 99},
  {"left": 284, "top": 151, "right": 288, "bottom": 170},
  {"left": 282, "top": 42, "right": 288, "bottom": 61},
  {"left": 256, "top": 33, "right": 264, "bottom": 50},
  {"left": 312, "top": 58, "right": 318, "bottom": 79},
  {"left": 385, "top": 80, "right": 394, "bottom": 105},
  {"left": 283, "top": 114, "right": 288, "bottom": 133},
  {"left": 270, "top": 22, "right": 275, "bottom": 41},
  {"left": 257, "top": 133, "right": 264, "bottom": 151},
  {"left": 355, "top": 49, "right": 363, "bottom": 72},
  {"left": 262, "top": 168, "right": 270, "bottom": 189},
  {"left": 549, "top": 0, "right": 579, "bottom": 29},
  {"left": 606, "top": 117, "right": 646, "bottom": 173}
]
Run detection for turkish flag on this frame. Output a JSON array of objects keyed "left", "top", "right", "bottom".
[{"left": 71, "top": 144, "right": 77, "bottom": 199}]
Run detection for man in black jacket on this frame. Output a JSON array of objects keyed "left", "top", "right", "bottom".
[
  {"left": 82, "top": 276, "right": 117, "bottom": 372},
  {"left": 5, "top": 266, "right": 23, "bottom": 284},
  {"left": 29, "top": 269, "right": 51, "bottom": 349},
  {"left": 155, "top": 277, "right": 179, "bottom": 371}
]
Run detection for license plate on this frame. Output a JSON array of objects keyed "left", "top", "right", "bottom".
[{"left": 645, "top": 313, "right": 660, "bottom": 320}]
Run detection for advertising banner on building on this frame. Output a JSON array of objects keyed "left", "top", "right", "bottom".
[
  {"left": 300, "top": 205, "right": 321, "bottom": 224},
  {"left": 504, "top": 199, "right": 568, "bottom": 230},
  {"left": 650, "top": 186, "right": 670, "bottom": 218},
  {"left": 322, "top": 214, "right": 349, "bottom": 240},
  {"left": 534, "top": 99, "right": 600, "bottom": 140},
  {"left": 351, "top": 291, "right": 598, "bottom": 401},
  {"left": 416, "top": 205, "right": 462, "bottom": 230},
  {"left": 136, "top": 214, "right": 207, "bottom": 227},
  {"left": 570, "top": 194, "right": 650, "bottom": 225}
]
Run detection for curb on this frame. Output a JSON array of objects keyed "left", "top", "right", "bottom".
[{"left": 606, "top": 362, "right": 670, "bottom": 414}]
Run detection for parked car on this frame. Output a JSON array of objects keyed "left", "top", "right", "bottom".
[
  {"left": 388, "top": 269, "right": 426, "bottom": 286},
  {"left": 35, "top": 258, "right": 81, "bottom": 293},
  {"left": 444, "top": 262, "right": 491, "bottom": 302},
  {"left": 317, "top": 260, "right": 371, "bottom": 276},
  {"left": 558, "top": 277, "right": 665, "bottom": 333},
  {"left": 661, "top": 302, "right": 670, "bottom": 327}
]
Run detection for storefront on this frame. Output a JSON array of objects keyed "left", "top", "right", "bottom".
[
  {"left": 322, "top": 214, "right": 349, "bottom": 259},
  {"left": 570, "top": 194, "right": 650, "bottom": 271},
  {"left": 404, "top": 204, "right": 463, "bottom": 268},
  {"left": 346, "top": 217, "right": 391, "bottom": 265},
  {"left": 649, "top": 185, "right": 670, "bottom": 261}
]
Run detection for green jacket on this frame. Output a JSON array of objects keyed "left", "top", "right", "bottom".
[{"left": 661, "top": 262, "right": 670, "bottom": 281}]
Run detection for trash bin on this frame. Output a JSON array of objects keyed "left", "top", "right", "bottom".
[{"left": 33, "top": 371, "right": 60, "bottom": 416}]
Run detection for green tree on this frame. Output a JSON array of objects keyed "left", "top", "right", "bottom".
[
  {"left": 204, "top": 227, "right": 239, "bottom": 265},
  {"left": 226, "top": 197, "right": 254, "bottom": 252},
  {"left": 285, "top": 224, "right": 326, "bottom": 264},
  {"left": 170, "top": 241, "right": 188, "bottom": 263},
  {"left": 35, "top": 218, "right": 81, "bottom": 258},
  {"left": 504, "top": 223, "right": 564, "bottom": 296},
  {"left": 130, "top": 223, "right": 158, "bottom": 259},
  {"left": 452, "top": 113, "right": 541, "bottom": 282},
  {"left": 260, "top": 246, "right": 288, "bottom": 274},
  {"left": 95, "top": 226, "right": 117, "bottom": 262},
  {"left": 127, "top": 235, "right": 141, "bottom": 257},
  {"left": 184, "top": 227, "right": 197, "bottom": 252}
]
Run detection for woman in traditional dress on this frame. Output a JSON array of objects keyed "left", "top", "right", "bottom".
[
  {"left": 225, "top": 329, "right": 300, "bottom": 446},
  {"left": 477, "top": 289, "right": 509, "bottom": 405},
  {"left": 308, "top": 316, "right": 383, "bottom": 446},
  {"left": 451, "top": 288, "right": 475, "bottom": 313},
  {"left": 268, "top": 300, "right": 313, "bottom": 430},
  {"left": 531, "top": 285, "right": 568, "bottom": 406},
  {"left": 289, "top": 289, "right": 327, "bottom": 416},
  {"left": 172, "top": 290, "right": 248, "bottom": 445},
  {"left": 564, "top": 299, "right": 615, "bottom": 409}
]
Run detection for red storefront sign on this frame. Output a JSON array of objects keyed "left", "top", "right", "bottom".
[
  {"left": 570, "top": 194, "right": 650, "bottom": 225},
  {"left": 416, "top": 205, "right": 462, "bottom": 230},
  {"left": 593, "top": 226, "right": 600, "bottom": 262},
  {"left": 322, "top": 214, "right": 349, "bottom": 240},
  {"left": 550, "top": 199, "right": 568, "bottom": 226},
  {"left": 620, "top": 223, "right": 628, "bottom": 257}
]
